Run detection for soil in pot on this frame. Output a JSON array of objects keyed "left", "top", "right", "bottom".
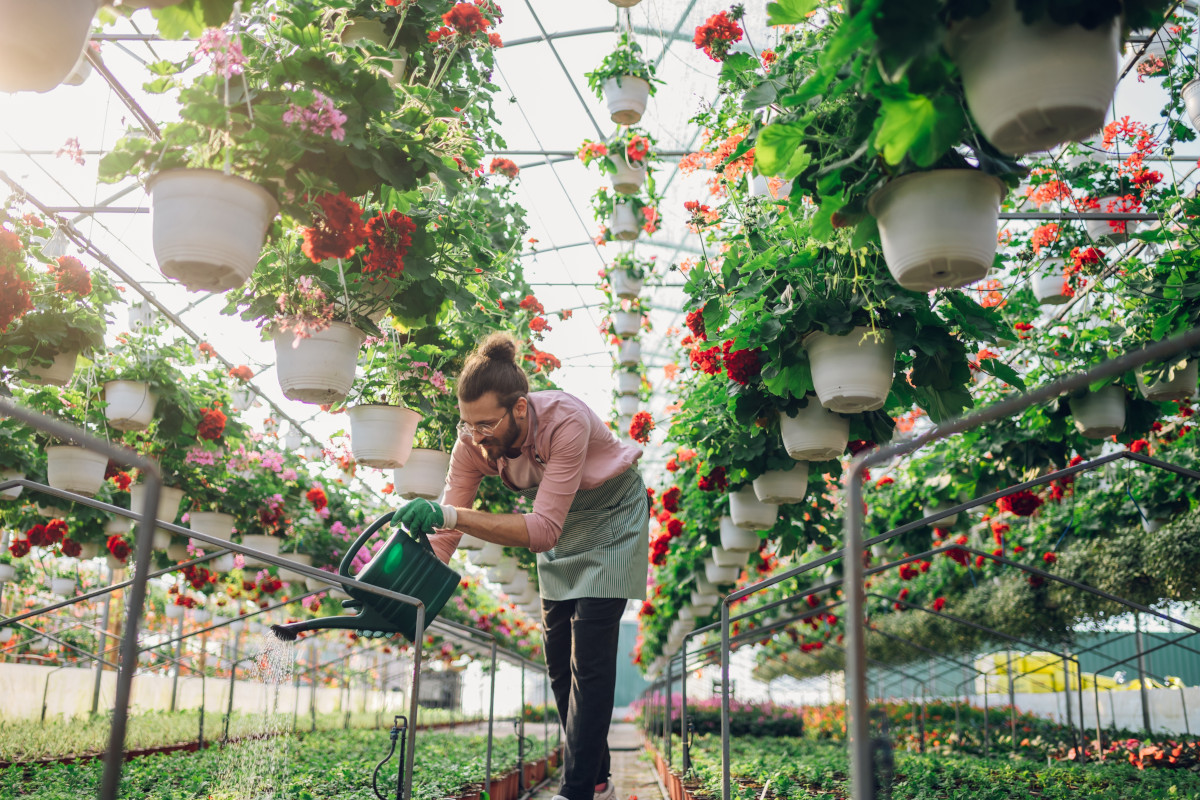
[{"left": 602, "top": 76, "right": 650, "bottom": 125}]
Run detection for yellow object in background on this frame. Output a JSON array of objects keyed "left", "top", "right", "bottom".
[{"left": 973, "top": 652, "right": 1186, "bottom": 694}]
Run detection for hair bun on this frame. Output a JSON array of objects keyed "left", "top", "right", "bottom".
[{"left": 479, "top": 332, "right": 518, "bottom": 364}]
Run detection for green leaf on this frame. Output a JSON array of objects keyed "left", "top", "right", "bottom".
[
  {"left": 873, "top": 93, "right": 963, "bottom": 167},
  {"left": 766, "top": 0, "right": 819, "bottom": 26},
  {"left": 755, "top": 122, "right": 807, "bottom": 177},
  {"left": 979, "top": 358, "right": 1026, "bottom": 391}
]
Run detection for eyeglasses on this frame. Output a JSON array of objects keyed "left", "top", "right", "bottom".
[{"left": 457, "top": 407, "right": 512, "bottom": 441}]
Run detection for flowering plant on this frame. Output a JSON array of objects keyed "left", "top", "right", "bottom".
[
  {"left": 584, "top": 31, "right": 662, "bottom": 101},
  {"left": 590, "top": 189, "right": 662, "bottom": 242},
  {"left": 578, "top": 128, "right": 657, "bottom": 178},
  {"left": 602, "top": 252, "right": 656, "bottom": 284},
  {"left": 338, "top": 338, "right": 450, "bottom": 417},
  {"left": 93, "top": 321, "right": 198, "bottom": 417}
]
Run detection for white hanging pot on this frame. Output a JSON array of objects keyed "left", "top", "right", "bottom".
[
  {"left": 46, "top": 446, "right": 108, "bottom": 496},
  {"left": 283, "top": 429, "right": 303, "bottom": 451},
  {"left": 610, "top": 158, "right": 647, "bottom": 195},
  {"left": 1069, "top": 385, "right": 1126, "bottom": 439},
  {"left": 49, "top": 577, "right": 76, "bottom": 597},
  {"left": 711, "top": 546, "right": 749, "bottom": 568},
  {"left": 165, "top": 603, "right": 185, "bottom": 620},
  {"left": 946, "top": 0, "right": 1120, "bottom": 155},
  {"left": 1183, "top": 80, "right": 1200, "bottom": 133},
  {"left": 230, "top": 387, "right": 255, "bottom": 412},
  {"left": 29, "top": 636, "right": 50, "bottom": 651},
  {"left": 728, "top": 486, "right": 779, "bottom": 530},
  {"left": 130, "top": 483, "right": 185, "bottom": 523},
  {"left": 105, "top": 554, "right": 126, "bottom": 572},
  {"left": 0, "top": 627, "right": 12, "bottom": 643},
  {"left": 22, "top": 349, "right": 79, "bottom": 386},
  {"left": 616, "top": 371, "right": 642, "bottom": 395},
  {"left": 613, "top": 311, "right": 642, "bottom": 338},
  {"left": 753, "top": 464, "right": 809, "bottom": 505},
  {"left": 488, "top": 559, "right": 518, "bottom": 585},
  {"left": 348, "top": 404, "right": 422, "bottom": 469},
  {"left": 151, "top": 529, "right": 171, "bottom": 550},
  {"left": 61, "top": 47, "right": 91, "bottom": 85},
  {"left": 393, "top": 448, "right": 450, "bottom": 500},
  {"left": 780, "top": 401, "right": 849, "bottom": 462},
  {"left": 0, "top": 0, "right": 99, "bottom": 93},
  {"left": 1031, "top": 260, "right": 1071, "bottom": 305},
  {"left": 104, "top": 516, "right": 131, "bottom": 535},
  {"left": 1, "top": 469, "right": 25, "bottom": 500},
  {"left": 748, "top": 174, "right": 792, "bottom": 200},
  {"left": 615, "top": 395, "right": 640, "bottom": 417},
  {"left": 342, "top": 16, "right": 407, "bottom": 84},
  {"left": 192, "top": 609, "right": 211, "bottom": 625},
  {"left": 1084, "top": 195, "right": 1138, "bottom": 245},
  {"left": 166, "top": 540, "right": 189, "bottom": 560},
  {"left": 147, "top": 169, "right": 278, "bottom": 293},
  {"left": 704, "top": 560, "right": 741, "bottom": 584},
  {"left": 718, "top": 515, "right": 760, "bottom": 551},
  {"left": 804, "top": 326, "right": 896, "bottom": 414},
  {"left": 616, "top": 414, "right": 633, "bottom": 436},
  {"left": 103, "top": 380, "right": 159, "bottom": 432},
  {"left": 211, "top": 554, "right": 235, "bottom": 572},
  {"left": 602, "top": 76, "right": 650, "bottom": 125},
  {"left": 128, "top": 302, "right": 158, "bottom": 329},
  {"left": 274, "top": 320, "right": 364, "bottom": 404},
  {"left": 609, "top": 269, "right": 644, "bottom": 299},
  {"left": 608, "top": 0, "right": 641, "bottom": 7},
  {"left": 690, "top": 591, "right": 716, "bottom": 609},
  {"left": 0, "top": 564, "right": 15, "bottom": 582},
  {"left": 868, "top": 170, "right": 1005, "bottom": 292},
  {"left": 609, "top": 203, "right": 640, "bottom": 241},
  {"left": 468, "top": 541, "right": 504, "bottom": 568},
  {"left": 924, "top": 505, "right": 959, "bottom": 527},
  {"left": 240, "top": 533, "right": 280, "bottom": 568},
  {"left": 189, "top": 511, "right": 234, "bottom": 542},
  {"left": 78, "top": 541, "right": 99, "bottom": 560},
  {"left": 617, "top": 339, "right": 641, "bottom": 366},
  {"left": 279, "top": 553, "right": 311, "bottom": 583},
  {"left": 305, "top": 575, "right": 334, "bottom": 593},
  {"left": 37, "top": 503, "right": 69, "bottom": 518},
  {"left": 1137, "top": 361, "right": 1198, "bottom": 403}
]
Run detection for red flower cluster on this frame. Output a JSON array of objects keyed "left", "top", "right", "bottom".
[
  {"left": 442, "top": 3, "right": 490, "bottom": 35},
  {"left": 874, "top": 476, "right": 895, "bottom": 488},
  {"left": 107, "top": 535, "right": 130, "bottom": 562},
  {"left": 693, "top": 10, "right": 743, "bottom": 62},
  {"left": 488, "top": 32, "right": 503, "bottom": 47},
  {"left": 363, "top": 210, "right": 417, "bottom": 280},
  {"left": 650, "top": 533, "right": 670, "bottom": 565},
  {"left": 60, "top": 538, "right": 82, "bottom": 558},
  {"left": 697, "top": 466, "right": 728, "bottom": 492},
  {"left": 665, "top": 517, "right": 683, "bottom": 538},
  {"left": 305, "top": 486, "right": 328, "bottom": 511},
  {"left": 626, "top": 136, "right": 650, "bottom": 163},
  {"left": 629, "top": 411, "right": 654, "bottom": 444},
  {"left": 1043, "top": 551, "right": 1058, "bottom": 564},
  {"left": 662, "top": 486, "right": 681, "bottom": 513},
  {"left": 0, "top": 258, "right": 33, "bottom": 333},
  {"left": 259, "top": 575, "right": 284, "bottom": 594},
  {"left": 229, "top": 365, "right": 254, "bottom": 381},
  {"left": 723, "top": 342, "right": 761, "bottom": 385},
  {"left": 997, "top": 489, "right": 1043, "bottom": 517},
  {"left": 848, "top": 440, "right": 876, "bottom": 456},
  {"left": 489, "top": 158, "right": 519, "bottom": 179},
  {"left": 302, "top": 192, "right": 367, "bottom": 263},
  {"left": 689, "top": 343, "right": 723, "bottom": 375},
  {"left": 8, "top": 538, "right": 30, "bottom": 558},
  {"left": 51, "top": 255, "right": 92, "bottom": 296},
  {"left": 1129, "top": 438, "right": 1150, "bottom": 454},
  {"left": 519, "top": 294, "right": 544, "bottom": 314},
  {"left": 181, "top": 564, "right": 216, "bottom": 591},
  {"left": 197, "top": 406, "right": 226, "bottom": 441},
  {"left": 931, "top": 597, "right": 946, "bottom": 612},
  {"left": 685, "top": 308, "right": 706, "bottom": 341},
  {"left": 529, "top": 316, "right": 550, "bottom": 333}
]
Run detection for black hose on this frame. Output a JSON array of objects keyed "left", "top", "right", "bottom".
[{"left": 371, "top": 727, "right": 398, "bottom": 800}]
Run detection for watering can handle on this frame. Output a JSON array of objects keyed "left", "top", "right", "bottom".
[{"left": 338, "top": 510, "right": 438, "bottom": 579}]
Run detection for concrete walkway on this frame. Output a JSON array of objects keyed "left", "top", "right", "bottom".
[{"left": 529, "top": 722, "right": 664, "bottom": 800}]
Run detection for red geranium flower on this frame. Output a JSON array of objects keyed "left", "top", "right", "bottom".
[
  {"left": 229, "top": 365, "right": 254, "bottom": 381},
  {"left": 51, "top": 255, "right": 92, "bottom": 296},
  {"left": 306, "top": 486, "right": 328, "bottom": 511},
  {"left": 488, "top": 32, "right": 503, "bottom": 47},
  {"left": 698, "top": 466, "right": 728, "bottom": 492},
  {"left": 629, "top": 411, "right": 654, "bottom": 444},
  {"left": 689, "top": 344, "right": 723, "bottom": 375},
  {"left": 8, "top": 538, "right": 30, "bottom": 558},
  {"left": 59, "top": 537, "right": 81, "bottom": 557},
  {"left": 685, "top": 308, "right": 707, "bottom": 341},
  {"left": 489, "top": 158, "right": 519, "bottom": 179},
  {"left": 198, "top": 406, "right": 227, "bottom": 441},
  {"left": 1129, "top": 438, "right": 1150, "bottom": 454},
  {"left": 302, "top": 192, "right": 367, "bottom": 263},
  {"left": 666, "top": 517, "right": 683, "bottom": 538},
  {"left": 442, "top": 3, "right": 490, "bottom": 36},
  {"left": 45, "top": 519, "right": 68, "bottom": 544},
  {"left": 1043, "top": 551, "right": 1057, "bottom": 564},
  {"left": 662, "top": 486, "right": 681, "bottom": 513},
  {"left": 722, "top": 342, "right": 761, "bottom": 385},
  {"left": 0, "top": 261, "right": 34, "bottom": 333},
  {"left": 362, "top": 210, "right": 416, "bottom": 280},
  {"left": 26, "top": 523, "right": 48, "bottom": 548},
  {"left": 107, "top": 535, "right": 130, "bottom": 562},
  {"left": 626, "top": 135, "right": 650, "bottom": 163},
  {"left": 693, "top": 10, "right": 743, "bottom": 62},
  {"left": 931, "top": 597, "right": 946, "bottom": 612},
  {"left": 997, "top": 489, "right": 1043, "bottom": 517},
  {"left": 665, "top": 456, "right": 679, "bottom": 473}
]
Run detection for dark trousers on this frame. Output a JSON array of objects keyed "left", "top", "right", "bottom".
[{"left": 541, "top": 596, "right": 627, "bottom": 800}]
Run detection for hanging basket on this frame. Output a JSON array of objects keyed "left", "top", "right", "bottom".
[
  {"left": 710, "top": 546, "right": 749, "bottom": 568},
  {"left": 278, "top": 552, "right": 312, "bottom": 584},
  {"left": 78, "top": 542, "right": 99, "bottom": 559},
  {"left": 393, "top": 448, "right": 450, "bottom": 500},
  {"left": 61, "top": 47, "right": 91, "bottom": 86},
  {"left": 609, "top": 269, "right": 644, "bottom": 299},
  {"left": 1, "top": 469, "right": 24, "bottom": 500},
  {"left": 103, "top": 380, "right": 159, "bottom": 432},
  {"left": 46, "top": 446, "right": 108, "bottom": 496},
  {"left": 342, "top": 16, "right": 407, "bottom": 84},
  {"left": 704, "top": 560, "right": 741, "bottom": 584},
  {"left": 165, "top": 603, "right": 185, "bottom": 620},
  {"left": 0, "top": 0, "right": 99, "bottom": 93},
  {"left": 240, "top": 533, "right": 280, "bottom": 568},
  {"left": 869, "top": 170, "right": 1005, "bottom": 292},
  {"left": 753, "top": 464, "right": 809, "bottom": 505},
  {"left": 1031, "top": 260, "right": 1071, "bottom": 305},
  {"left": 348, "top": 404, "right": 422, "bottom": 469},
  {"left": 779, "top": 401, "right": 849, "bottom": 461},
  {"left": 230, "top": 387, "right": 256, "bottom": 412},
  {"left": 718, "top": 516, "right": 760, "bottom": 552},
  {"left": 615, "top": 394, "right": 640, "bottom": 417},
  {"left": 1084, "top": 195, "right": 1138, "bottom": 245},
  {"left": 0, "top": 564, "right": 15, "bottom": 583},
  {"left": 22, "top": 350, "right": 79, "bottom": 386},
  {"left": 946, "top": 0, "right": 1120, "bottom": 155},
  {"left": 611, "top": 158, "right": 647, "bottom": 195},
  {"left": 1137, "top": 361, "right": 1198, "bottom": 403},
  {"left": 616, "top": 371, "right": 641, "bottom": 395},
  {"left": 1069, "top": 385, "right": 1126, "bottom": 439},
  {"left": 804, "top": 326, "right": 895, "bottom": 414},
  {"left": 613, "top": 311, "right": 642, "bottom": 338},
  {"left": 50, "top": 577, "right": 76, "bottom": 597},
  {"left": 457, "top": 534, "right": 485, "bottom": 551},
  {"left": 617, "top": 339, "right": 642, "bottom": 366},
  {"left": 469, "top": 541, "right": 504, "bottom": 567},
  {"left": 273, "top": 321, "right": 365, "bottom": 404},
  {"left": 602, "top": 76, "right": 650, "bottom": 125},
  {"left": 130, "top": 483, "right": 185, "bottom": 524},
  {"left": 608, "top": 0, "right": 641, "bottom": 6},
  {"left": 728, "top": 486, "right": 779, "bottom": 530},
  {"left": 924, "top": 505, "right": 959, "bottom": 528},
  {"left": 1183, "top": 80, "right": 1200, "bottom": 133},
  {"left": 610, "top": 203, "right": 640, "bottom": 241},
  {"left": 189, "top": 511, "right": 234, "bottom": 542}
]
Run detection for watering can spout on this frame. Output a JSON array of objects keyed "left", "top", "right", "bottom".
[{"left": 270, "top": 614, "right": 369, "bottom": 642}]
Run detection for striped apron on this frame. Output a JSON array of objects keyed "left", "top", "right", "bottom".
[{"left": 518, "top": 468, "right": 649, "bottom": 602}]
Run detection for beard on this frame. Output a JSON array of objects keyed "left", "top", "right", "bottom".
[{"left": 478, "top": 417, "right": 521, "bottom": 462}]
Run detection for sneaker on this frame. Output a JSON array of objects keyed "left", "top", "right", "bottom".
[{"left": 594, "top": 783, "right": 616, "bottom": 800}]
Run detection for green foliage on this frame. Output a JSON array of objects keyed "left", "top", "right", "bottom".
[{"left": 584, "top": 31, "right": 661, "bottom": 100}]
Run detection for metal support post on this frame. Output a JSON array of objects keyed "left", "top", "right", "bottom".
[
  {"left": 485, "top": 640, "right": 498, "bottom": 800},
  {"left": 1094, "top": 679, "right": 1104, "bottom": 761},
  {"left": 224, "top": 637, "right": 239, "bottom": 741},
  {"left": 664, "top": 654, "right": 672, "bottom": 767},
  {"left": 170, "top": 615, "right": 184, "bottom": 712},
  {"left": 1135, "top": 612, "right": 1153, "bottom": 733},
  {"left": 519, "top": 659, "right": 526, "bottom": 794},
  {"left": 681, "top": 639, "right": 691, "bottom": 773},
  {"left": 720, "top": 600, "right": 732, "bottom": 800},
  {"left": 404, "top": 605, "right": 427, "bottom": 800},
  {"left": 1006, "top": 651, "right": 1017, "bottom": 751},
  {"left": 91, "top": 562, "right": 114, "bottom": 715}
]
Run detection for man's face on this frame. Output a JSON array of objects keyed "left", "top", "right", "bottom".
[{"left": 459, "top": 393, "right": 523, "bottom": 461}]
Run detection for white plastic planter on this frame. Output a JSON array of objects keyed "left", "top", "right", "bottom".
[
  {"left": 189, "top": 511, "right": 234, "bottom": 542},
  {"left": 602, "top": 76, "right": 650, "bottom": 125},
  {"left": 615, "top": 395, "right": 640, "bottom": 417},
  {"left": 748, "top": 174, "right": 792, "bottom": 200},
  {"left": 1137, "top": 361, "right": 1198, "bottom": 403},
  {"left": 165, "top": 604, "right": 185, "bottom": 620},
  {"left": 458, "top": 534, "right": 485, "bottom": 551},
  {"left": 61, "top": 48, "right": 91, "bottom": 85},
  {"left": 704, "top": 560, "right": 741, "bottom": 584},
  {"left": 1085, "top": 195, "right": 1138, "bottom": 245},
  {"left": 611, "top": 158, "right": 647, "bottom": 195},
  {"left": 613, "top": 311, "right": 642, "bottom": 338},
  {"left": 753, "top": 464, "right": 810, "bottom": 505},
  {"left": 274, "top": 320, "right": 364, "bottom": 404},
  {"left": 130, "top": 483, "right": 185, "bottom": 523},
  {"left": 148, "top": 169, "right": 278, "bottom": 293},
  {"left": 711, "top": 545, "right": 749, "bottom": 568},
  {"left": 230, "top": 387, "right": 255, "bottom": 412},
  {"left": 279, "top": 553, "right": 312, "bottom": 583},
  {"left": 105, "top": 554, "right": 126, "bottom": 572},
  {"left": 50, "top": 577, "right": 76, "bottom": 597},
  {"left": 103, "top": 380, "right": 159, "bottom": 432},
  {"left": 610, "top": 203, "right": 640, "bottom": 241},
  {"left": 924, "top": 505, "right": 959, "bottom": 527},
  {"left": 617, "top": 414, "right": 633, "bottom": 435},
  {"left": 128, "top": 302, "right": 158, "bottom": 329},
  {"left": 78, "top": 542, "right": 98, "bottom": 560},
  {"left": 804, "top": 327, "right": 896, "bottom": 414},
  {"left": 342, "top": 16, "right": 407, "bottom": 84},
  {"left": 616, "top": 371, "right": 642, "bottom": 395},
  {"left": 210, "top": 554, "right": 235, "bottom": 572},
  {"left": 0, "top": 628, "right": 12, "bottom": 643},
  {"left": 240, "top": 533, "right": 280, "bottom": 568},
  {"left": 1069, "top": 385, "right": 1126, "bottom": 439},
  {"left": 1, "top": 469, "right": 24, "bottom": 500},
  {"left": 22, "top": 349, "right": 78, "bottom": 386},
  {"left": 46, "top": 446, "right": 108, "bottom": 496},
  {"left": 780, "top": 401, "right": 849, "bottom": 461},
  {"left": 609, "top": 269, "right": 644, "bottom": 299},
  {"left": 489, "top": 559, "right": 518, "bottom": 585},
  {"left": 469, "top": 541, "right": 504, "bottom": 568},
  {"left": 151, "top": 529, "right": 171, "bottom": 551},
  {"left": 728, "top": 486, "right": 779, "bottom": 530},
  {"left": 393, "top": 448, "right": 451, "bottom": 500},
  {"left": 192, "top": 609, "right": 212, "bottom": 625},
  {"left": 719, "top": 515, "right": 760, "bottom": 552},
  {"left": 0, "top": 564, "right": 15, "bottom": 582},
  {"left": 617, "top": 339, "right": 642, "bottom": 366},
  {"left": 37, "top": 503, "right": 69, "bottom": 518},
  {"left": 946, "top": 0, "right": 1120, "bottom": 155},
  {"left": 608, "top": 0, "right": 641, "bottom": 6},
  {"left": 0, "top": 0, "right": 98, "bottom": 93},
  {"left": 869, "top": 170, "right": 1005, "bottom": 292},
  {"left": 104, "top": 516, "right": 131, "bottom": 535},
  {"left": 166, "top": 540, "right": 189, "bottom": 561},
  {"left": 348, "top": 404, "right": 422, "bottom": 469},
  {"left": 1183, "top": 80, "right": 1200, "bottom": 133},
  {"left": 1031, "top": 260, "right": 1071, "bottom": 305}
]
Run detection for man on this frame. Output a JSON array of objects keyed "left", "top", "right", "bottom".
[{"left": 398, "top": 332, "right": 650, "bottom": 800}]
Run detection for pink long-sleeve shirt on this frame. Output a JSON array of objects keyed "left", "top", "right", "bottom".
[{"left": 428, "top": 390, "right": 642, "bottom": 562}]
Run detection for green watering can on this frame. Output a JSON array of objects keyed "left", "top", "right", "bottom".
[{"left": 271, "top": 511, "right": 460, "bottom": 643}]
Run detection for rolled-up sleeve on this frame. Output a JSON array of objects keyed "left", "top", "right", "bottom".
[
  {"left": 525, "top": 418, "right": 589, "bottom": 553},
  {"left": 428, "top": 439, "right": 485, "bottom": 564}
]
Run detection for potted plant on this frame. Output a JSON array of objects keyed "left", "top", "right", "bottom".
[
  {"left": 602, "top": 252, "right": 655, "bottom": 300},
  {"left": 0, "top": 415, "right": 37, "bottom": 500},
  {"left": 605, "top": 296, "right": 648, "bottom": 339},
  {"left": 617, "top": 338, "right": 642, "bottom": 366},
  {"left": 0, "top": 0, "right": 100, "bottom": 93},
  {"left": 578, "top": 128, "right": 656, "bottom": 195},
  {"left": 94, "top": 322, "right": 192, "bottom": 432},
  {"left": 615, "top": 364, "right": 645, "bottom": 396},
  {"left": 752, "top": 461, "right": 809, "bottom": 506},
  {"left": 590, "top": 188, "right": 660, "bottom": 243},
  {"left": 18, "top": 385, "right": 111, "bottom": 496},
  {"left": 1067, "top": 384, "right": 1127, "bottom": 439},
  {"left": 584, "top": 31, "right": 661, "bottom": 125},
  {"left": 779, "top": 398, "right": 849, "bottom": 462}
]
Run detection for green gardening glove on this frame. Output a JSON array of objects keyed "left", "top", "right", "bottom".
[{"left": 396, "top": 498, "right": 446, "bottom": 536}]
